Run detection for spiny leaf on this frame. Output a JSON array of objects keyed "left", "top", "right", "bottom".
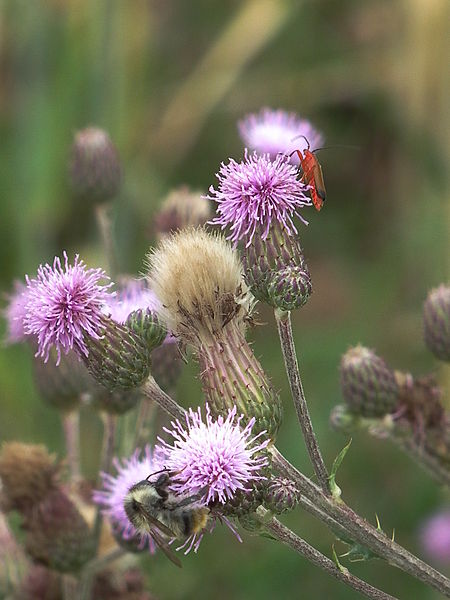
[{"left": 328, "top": 438, "right": 352, "bottom": 499}]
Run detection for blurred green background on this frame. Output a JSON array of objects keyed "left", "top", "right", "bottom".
[{"left": 0, "top": 0, "right": 449, "bottom": 598}]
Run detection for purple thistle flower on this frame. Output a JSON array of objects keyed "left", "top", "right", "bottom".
[
  {"left": 93, "top": 446, "right": 167, "bottom": 554},
  {"left": 106, "top": 279, "right": 161, "bottom": 325},
  {"left": 207, "top": 150, "right": 311, "bottom": 246},
  {"left": 238, "top": 107, "right": 323, "bottom": 164},
  {"left": 157, "top": 405, "right": 269, "bottom": 505},
  {"left": 24, "top": 252, "right": 114, "bottom": 365},
  {"left": 420, "top": 510, "right": 450, "bottom": 564},
  {"left": 3, "top": 281, "right": 29, "bottom": 344}
]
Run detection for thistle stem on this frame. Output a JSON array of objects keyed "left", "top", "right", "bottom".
[
  {"left": 133, "top": 395, "right": 157, "bottom": 449},
  {"left": 78, "top": 412, "right": 118, "bottom": 600},
  {"left": 274, "top": 308, "right": 330, "bottom": 494},
  {"left": 141, "top": 375, "right": 185, "bottom": 422},
  {"left": 95, "top": 202, "right": 118, "bottom": 277},
  {"left": 141, "top": 377, "right": 450, "bottom": 595},
  {"left": 257, "top": 507, "right": 397, "bottom": 600},
  {"left": 61, "top": 410, "right": 81, "bottom": 485}
]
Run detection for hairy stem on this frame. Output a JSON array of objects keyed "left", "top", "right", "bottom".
[
  {"left": 390, "top": 434, "right": 450, "bottom": 487},
  {"left": 257, "top": 508, "right": 397, "bottom": 600},
  {"left": 274, "top": 308, "right": 330, "bottom": 493},
  {"left": 61, "top": 410, "right": 81, "bottom": 485}
]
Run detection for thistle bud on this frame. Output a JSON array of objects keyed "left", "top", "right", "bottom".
[
  {"left": 32, "top": 350, "right": 95, "bottom": 412},
  {"left": 154, "top": 186, "right": 211, "bottom": 239},
  {"left": 423, "top": 285, "right": 450, "bottom": 362},
  {"left": 24, "top": 488, "right": 95, "bottom": 572},
  {"left": 243, "top": 222, "right": 312, "bottom": 311},
  {"left": 340, "top": 345, "right": 398, "bottom": 418},
  {"left": 125, "top": 308, "right": 167, "bottom": 352},
  {"left": 263, "top": 477, "right": 300, "bottom": 514},
  {"left": 147, "top": 229, "right": 283, "bottom": 440},
  {"left": 69, "top": 127, "right": 121, "bottom": 202},
  {"left": 0, "top": 443, "right": 59, "bottom": 513},
  {"left": 84, "top": 317, "right": 151, "bottom": 391}
]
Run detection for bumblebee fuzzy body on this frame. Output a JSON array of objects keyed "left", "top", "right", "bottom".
[{"left": 124, "top": 473, "right": 209, "bottom": 540}]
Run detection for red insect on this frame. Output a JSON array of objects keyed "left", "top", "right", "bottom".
[{"left": 289, "top": 135, "right": 326, "bottom": 211}]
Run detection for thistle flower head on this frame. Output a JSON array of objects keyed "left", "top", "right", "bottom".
[
  {"left": 24, "top": 252, "right": 114, "bottom": 365},
  {"left": 157, "top": 405, "right": 269, "bottom": 505},
  {"left": 3, "top": 281, "right": 29, "bottom": 344},
  {"left": 93, "top": 446, "right": 167, "bottom": 554},
  {"left": 238, "top": 108, "right": 323, "bottom": 164},
  {"left": 154, "top": 186, "right": 211, "bottom": 238},
  {"left": 420, "top": 510, "right": 450, "bottom": 564},
  {"left": 147, "top": 228, "right": 251, "bottom": 343},
  {"left": 207, "top": 150, "right": 311, "bottom": 247}
]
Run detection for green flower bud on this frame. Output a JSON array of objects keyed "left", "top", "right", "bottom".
[
  {"left": 125, "top": 308, "right": 167, "bottom": 352},
  {"left": 340, "top": 345, "right": 398, "bottom": 418},
  {"left": 84, "top": 318, "right": 151, "bottom": 391},
  {"left": 423, "top": 284, "right": 450, "bottom": 362},
  {"left": 243, "top": 222, "right": 312, "bottom": 311}
]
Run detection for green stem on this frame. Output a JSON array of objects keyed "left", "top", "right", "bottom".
[
  {"left": 257, "top": 508, "right": 398, "bottom": 600},
  {"left": 274, "top": 308, "right": 330, "bottom": 494},
  {"left": 77, "top": 412, "right": 118, "bottom": 600},
  {"left": 95, "top": 202, "right": 118, "bottom": 277}
]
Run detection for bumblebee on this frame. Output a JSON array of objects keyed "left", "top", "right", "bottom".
[{"left": 124, "top": 468, "right": 209, "bottom": 567}]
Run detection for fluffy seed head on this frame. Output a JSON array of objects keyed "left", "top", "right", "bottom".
[
  {"left": 157, "top": 405, "right": 269, "bottom": 505},
  {"left": 154, "top": 186, "right": 211, "bottom": 238},
  {"left": 147, "top": 228, "right": 251, "bottom": 343},
  {"left": 423, "top": 284, "right": 450, "bottom": 362},
  {"left": 207, "top": 150, "right": 311, "bottom": 246},
  {"left": 69, "top": 127, "right": 121, "bottom": 201},
  {"left": 24, "top": 252, "right": 114, "bottom": 365},
  {"left": 238, "top": 108, "right": 323, "bottom": 164},
  {"left": 340, "top": 345, "right": 399, "bottom": 418},
  {"left": 93, "top": 446, "right": 167, "bottom": 554}
]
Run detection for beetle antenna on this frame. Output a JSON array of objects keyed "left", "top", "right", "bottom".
[{"left": 290, "top": 134, "right": 310, "bottom": 149}]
